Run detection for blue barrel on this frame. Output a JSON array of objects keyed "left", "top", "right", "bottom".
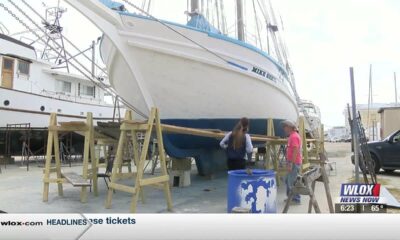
[{"left": 227, "top": 169, "right": 277, "bottom": 213}]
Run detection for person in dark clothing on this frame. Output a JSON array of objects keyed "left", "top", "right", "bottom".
[{"left": 220, "top": 118, "right": 253, "bottom": 171}]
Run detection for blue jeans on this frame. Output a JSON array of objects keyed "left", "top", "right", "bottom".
[{"left": 286, "top": 163, "right": 301, "bottom": 202}]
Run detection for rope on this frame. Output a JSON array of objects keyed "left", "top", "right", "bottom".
[
  {"left": 1, "top": 0, "right": 147, "bottom": 118},
  {"left": 19, "top": 0, "right": 108, "bottom": 76}
]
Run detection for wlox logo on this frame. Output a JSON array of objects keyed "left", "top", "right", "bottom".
[
  {"left": 340, "top": 184, "right": 380, "bottom": 197},
  {"left": 1, "top": 220, "right": 43, "bottom": 226},
  {"left": 339, "top": 184, "right": 381, "bottom": 203}
]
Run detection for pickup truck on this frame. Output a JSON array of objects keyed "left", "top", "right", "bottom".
[{"left": 353, "top": 130, "right": 400, "bottom": 173}]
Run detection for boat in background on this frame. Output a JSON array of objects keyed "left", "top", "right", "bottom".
[
  {"left": 66, "top": 0, "right": 299, "bottom": 175},
  {"left": 0, "top": 5, "right": 122, "bottom": 127},
  {"left": 0, "top": 33, "right": 120, "bottom": 127},
  {"left": 299, "top": 100, "right": 322, "bottom": 136},
  {"left": 0, "top": 4, "right": 124, "bottom": 158}
]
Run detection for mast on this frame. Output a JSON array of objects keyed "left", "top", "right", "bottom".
[
  {"left": 191, "top": 0, "right": 199, "bottom": 12},
  {"left": 236, "top": 0, "right": 245, "bottom": 41}
]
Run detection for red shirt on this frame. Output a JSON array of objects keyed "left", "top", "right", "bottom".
[{"left": 287, "top": 131, "right": 302, "bottom": 165}]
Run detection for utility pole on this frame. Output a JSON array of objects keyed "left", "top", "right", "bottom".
[
  {"left": 395, "top": 72, "right": 398, "bottom": 106},
  {"left": 350, "top": 67, "right": 360, "bottom": 183},
  {"left": 236, "top": 0, "right": 245, "bottom": 41}
]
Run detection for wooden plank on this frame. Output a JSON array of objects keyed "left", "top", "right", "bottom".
[
  {"left": 114, "top": 172, "right": 136, "bottom": 180},
  {"left": 53, "top": 126, "right": 63, "bottom": 196},
  {"left": 43, "top": 113, "right": 55, "bottom": 202},
  {"left": 42, "top": 167, "right": 57, "bottom": 174},
  {"left": 161, "top": 124, "right": 317, "bottom": 143},
  {"left": 48, "top": 125, "right": 89, "bottom": 132},
  {"left": 139, "top": 175, "right": 169, "bottom": 186},
  {"left": 120, "top": 123, "right": 149, "bottom": 131},
  {"left": 105, "top": 111, "right": 132, "bottom": 209},
  {"left": 122, "top": 120, "right": 148, "bottom": 125},
  {"left": 43, "top": 178, "right": 67, "bottom": 184},
  {"left": 62, "top": 172, "right": 91, "bottom": 187},
  {"left": 109, "top": 182, "right": 136, "bottom": 194},
  {"left": 154, "top": 108, "right": 173, "bottom": 211},
  {"left": 59, "top": 121, "right": 86, "bottom": 126},
  {"left": 131, "top": 108, "right": 156, "bottom": 213}
]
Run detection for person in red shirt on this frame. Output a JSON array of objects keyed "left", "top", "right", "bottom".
[{"left": 281, "top": 120, "right": 302, "bottom": 204}]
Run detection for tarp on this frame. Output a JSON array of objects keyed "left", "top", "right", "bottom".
[{"left": 187, "top": 14, "right": 221, "bottom": 34}]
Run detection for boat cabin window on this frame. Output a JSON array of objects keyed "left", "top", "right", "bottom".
[
  {"left": 3, "top": 58, "right": 14, "bottom": 70},
  {"left": 80, "top": 84, "right": 95, "bottom": 97},
  {"left": 17, "top": 60, "right": 30, "bottom": 75},
  {"left": 57, "top": 80, "right": 72, "bottom": 93}
]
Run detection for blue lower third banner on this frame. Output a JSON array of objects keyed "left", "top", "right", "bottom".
[{"left": 0, "top": 214, "right": 398, "bottom": 240}]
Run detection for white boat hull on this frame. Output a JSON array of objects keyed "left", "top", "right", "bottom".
[
  {"left": 65, "top": 0, "right": 299, "bottom": 175},
  {"left": 100, "top": 15, "right": 298, "bottom": 120}
]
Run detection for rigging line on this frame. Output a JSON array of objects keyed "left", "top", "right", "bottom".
[
  {"left": 17, "top": 1, "right": 106, "bottom": 84},
  {"left": 141, "top": 0, "right": 146, "bottom": 11},
  {"left": 20, "top": 0, "right": 108, "bottom": 78},
  {"left": 146, "top": 0, "right": 151, "bottom": 13},
  {"left": 214, "top": 0, "right": 220, "bottom": 31},
  {"left": 19, "top": 0, "right": 108, "bottom": 76},
  {"left": 121, "top": 0, "right": 229, "bottom": 63},
  {"left": 252, "top": 0, "right": 263, "bottom": 50},
  {"left": 1, "top": 1, "right": 147, "bottom": 118},
  {"left": 256, "top": 0, "right": 280, "bottom": 61}
]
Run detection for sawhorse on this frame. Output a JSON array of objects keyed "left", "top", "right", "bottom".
[
  {"left": 42, "top": 113, "right": 98, "bottom": 203},
  {"left": 283, "top": 166, "right": 322, "bottom": 213},
  {"left": 105, "top": 108, "right": 173, "bottom": 213}
]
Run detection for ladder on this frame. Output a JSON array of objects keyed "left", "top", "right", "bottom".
[{"left": 347, "top": 105, "right": 377, "bottom": 184}]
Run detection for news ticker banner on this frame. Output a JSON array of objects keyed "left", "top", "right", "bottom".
[
  {"left": 335, "top": 183, "right": 388, "bottom": 213},
  {"left": 0, "top": 214, "right": 399, "bottom": 240}
]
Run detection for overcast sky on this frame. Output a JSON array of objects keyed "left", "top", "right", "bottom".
[{"left": 2, "top": 0, "right": 400, "bottom": 128}]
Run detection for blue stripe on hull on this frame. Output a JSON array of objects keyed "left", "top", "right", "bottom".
[{"left": 161, "top": 119, "right": 286, "bottom": 176}]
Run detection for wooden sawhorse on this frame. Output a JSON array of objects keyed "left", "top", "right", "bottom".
[
  {"left": 105, "top": 108, "right": 173, "bottom": 213},
  {"left": 42, "top": 113, "right": 98, "bottom": 203},
  {"left": 282, "top": 166, "right": 322, "bottom": 213}
]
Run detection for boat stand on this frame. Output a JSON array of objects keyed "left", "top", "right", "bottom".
[
  {"left": 105, "top": 108, "right": 173, "bottom": 213},
  {"left": 282, "top": 166, "right": 322, "bottom": 213},
  {"left": 42, "top": 113, "right": 98, "bottom": 203}
]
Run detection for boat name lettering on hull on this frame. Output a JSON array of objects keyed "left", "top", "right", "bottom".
[{"left": 252, "top": 66, "right": 276, "bottom": 82}]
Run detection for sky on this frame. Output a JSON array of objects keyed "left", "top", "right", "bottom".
[{"left": 1, "top": 0, "right": 400, "bottom": 128}]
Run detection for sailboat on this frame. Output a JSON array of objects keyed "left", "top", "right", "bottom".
[{"left": 65, "top": 0, "right": 299, "bottom": 175}]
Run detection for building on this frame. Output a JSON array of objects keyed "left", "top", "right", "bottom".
[
  {"left": 378, "top": 107, "right": 400, "bottom": 138},
  {"left": 327, "top": 126, "right": 349, "bottom": 141}
]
